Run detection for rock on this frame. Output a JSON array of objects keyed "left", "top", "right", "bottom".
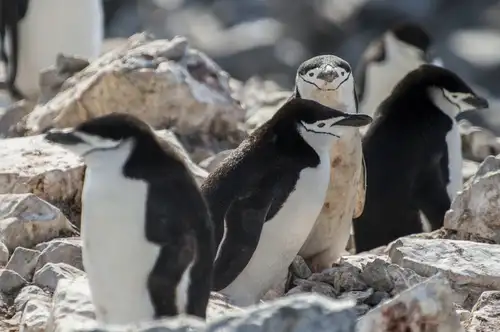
[
  {"left": 0, "top": 269, "right": 27, "bottom": 294},
  {"left": 444, "top": 154, "right": 500, "bottom": 243},
  {"left": 365, "top": 291, "right": 391, "bottom": 307},
  {"left": 357, "top": 274, "right": 464, "bottom": 331},
  {"left": 290, "top": 255, "right": 312, "bottom": 279},
  {"left": 462, "top": 159, "right": 480, "bottom": 183},
  {"left": 453, "top": 303, "right": 471, "bottom": 322},
  {"left": 206, "top": 292, "right": 243, "bottom": 321},
  {"left": 5, "top": 247, "right": 41, "bottom": 281},
  {"left": 309, "top": 262, "right": 368, "bottom": 292},
  {"left": 46, "top": 276, "right": 96, "bottom": 332},
  {"left": 338, "top": 288, "right": 373, "bottom": 304},
  {"left": 0, "top": 241, "right": 8, "bottom": 266},
  {"left": 198, "top": 149, "right": 233, "bottom": 172},
  {"left": 19, "top": 298, "right": 51, "bottom": 332},
  {"left": 389, "top": 238, "right": 500, "bottom": 308},
  {"left": 35, "top": 239, "right": 83, "bottom": 272},
  {"left": 70, "top": 317, "right": 206, "bottom": 332},
  {"left": 464, "top": 291, "right": 500, "bottom": 331},
  {"left": 310, "top": 281, "right": 338, "bottom": 298},
  {"left": 360, "top": 258, "right": 395, "bottom": 293},
  {"left": 24, "top": 33, "right": 245, "bottom": 155},
  {"left": 33, "top": 263, "right": 85, "bottom": 292},
  {"left": 14, "top": 285, "right": 51, "bottom": 312},
  {"left": 0, "top": 100, "right": 35, "bottom": 138},
  {"left": 459, "top": 119, "right": 500, "bottom": 162}
]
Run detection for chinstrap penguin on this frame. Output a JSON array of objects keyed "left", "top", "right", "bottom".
[
  {"left": 44, "top": 113, "right": 215, "bottom": 324},
  {"left": 0, "top": 0, "right": 103, "bottom": 100},
  {"left": 356, "top": 22, "right": 438, "bottom": 121},
  {"left": 202, "top": 98, "right": 372, "bottom": 306},
  {"left": 353, "top": 64, "right": 489, "bottom": 252},
  {"left": 291, "top": 55, "right": 367, "bottom": 272}
]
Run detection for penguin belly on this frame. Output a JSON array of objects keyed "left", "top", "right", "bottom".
[
  {"left": 81, "top": 168, "right": 160, "bottom": 325},
  {"left": 8, "top": 0, "right": 103, "bottom": 98},
  {"left": 445, "top": 122, "right": 463, "bottom": 201},
  {"left": 220, "top": 152, "right": 331, "bottom": 307},
  {"left": 299, "top": 129, "right": 363, "bottom": 271}
]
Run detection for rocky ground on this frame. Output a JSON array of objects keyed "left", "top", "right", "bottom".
[{"left": 0, "top": 33, "right": 500, "bottom": 331}]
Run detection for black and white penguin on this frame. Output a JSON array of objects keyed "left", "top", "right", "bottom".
[
  {"left": 202, "top": 98, "right": 372, "bottom": 306},
  {"left": 0, "top": 0, "right": 103, "bottom": 100},
  {"left": 353, "top": 64, "right": 489, "bottom": 252},
  {"left": 356, "top": 22, "right": 438, "bottom": 120},
  {"left": 44, "top": 113, "right": 215, "bottom": 324},
  {"left": 291, "top": 55, "right": 367, "bottom": 272}
]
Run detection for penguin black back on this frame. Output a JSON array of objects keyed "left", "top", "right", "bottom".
[
  {"left": 0, "top": 0, "right": 29, "bottom": 99},
  {"left": 354, "top": 64, "right": 488, "bottom": 252}
]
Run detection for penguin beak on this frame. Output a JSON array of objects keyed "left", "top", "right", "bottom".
[
  {"left": 44, "top": 129, "right": 84, "bottom": 145},
  {"left": 463, "top": 96, "right": 489, "bottom": 110},
  {"left": 317, "top": 65, "right": 339, "bottom": 83},
  {"left": 333, "top": 114, "right": 373, "bottom": 127}
]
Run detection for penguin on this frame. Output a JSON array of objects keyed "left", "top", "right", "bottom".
[
  {"left": 0, "top": 0, "right": 103, "bottom": 100},
  {"left": 356, "top": 22, "right": 437, "bottom": 120},
  {"left": 291, "top": 55, "right": 367, "bottom": 272},
  {"left": 201, "top": 97, "right": 372, "bottom": 306},
  {"left": 353, "top": 64, "right": 489, "bottom": 253},
  {"left": 43, "top": 113, "right": 215, "bottom": 324}
]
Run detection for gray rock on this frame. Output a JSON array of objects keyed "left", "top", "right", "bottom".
[
  {"left": 290, "top": 255, "right": 312, "bottom": 279},
  {"left": 360, "top": 258, "right": 395, "bottom": 293},
  {"left": 0, "top": 99, "right": 35, "bottom": 138},
  {"left": 338, "top": 288, "right": 373, "bottom": 305},
  {"left": 464, "top": 291, "right": 500, "bottom": 331},
  {"left": 389, "top": 238, "right": 500, "bottom": 308},
  {"left": 309, "top": 262, "right": 368, "bottom": 292},
  {"left": 357, "top": 274, "right": 464, "bottom": 332},
  {"left": 0, "top": 269, "right": 27, "bottom": 294},
  {"left": 14, "top": 285, "right": 51, "bottom": 312},
  {"left": 310, "top": 281, "right": 338, "bottom": 298},
  {"left": 459, "top": 120, "right": 500, "bottom": 162},
  {"left": 198, "top": 149, "right": 233, "bottom": 172},
  {"left": 364, "top": 291, "right": 391, "bottom": 307},
  {"left": 354, "top": 304, "right": 371, "bottom": 317},
  {"left": 35, "top": 239, "right": 83, "bottom": 272},
  {"left": 0, "top": 194, "right": 77, "bottom": 252},
  {"left": 0, "top": 241, "right": 8, "bottom": 266},
  {"left": 33, "top": 263, "right": 85, "bottom": 292},
  {"left": 444, "top": 155, "right": 500, "bottom": 243},
  {"left": 67, "top": 316, "right": 206, "bottom": 332},
  {"left": 19, "top": 298, "right": 51, "bottom": 332},
  {"left": 5, "top": 247, "right": 41, "bottom": 281}
]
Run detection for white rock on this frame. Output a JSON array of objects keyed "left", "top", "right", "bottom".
[
  {"left": 0, "top": 136, "right": 84, "bottom": 217},
  {"left": 0, "top": 269, "right": 27, "bottom": 294},
  {"left": 0, "top": 241, "right": 8, "bottom": 266},
  {"left": 25, "top": 33, "right": 244, "bottom": 141},
  {"left": 464, "top": 291, "right": 500, "bottom": 331},
  {"left": 14, "top": 285, "right": 51, "bottom": 312},
  {"left": 357, "top": 274, "right": 464, "bottom": 332},
  {"left": 0, "top": 193, "right": 77, "bottom": 252},
  {"left": 459, "top": 119, "right": 500, "bottom": 162},
  {"left": 35, "top": 238, "right": 83, "bottom": 272},
  {"left": 19, "top": 298, "right": 51, "bottom": 332},
  {"left": 5, "top": 247, "right": 41, "bottom": 281},
  {"left": 198, "top": 149, "right": 233, "bottom": 172},
  {"left": 389, "top": 238, "right": 500, "bottom": 308},
  {"left": 33, "top": 263, "right": 85, "bottom": 292},
  {"left": 444, "top": 155, "right": 500, "bottom": 243}
]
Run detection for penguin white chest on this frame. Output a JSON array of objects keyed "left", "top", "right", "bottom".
[
  {"left": 220, "top": 151, "right": 331, "bottom": 306},
  {"left": 445, "top": 122, "right": 463, "bottom": 200},
  {"left": 81, "top": 167, "right": 160, "bottom": 325}
]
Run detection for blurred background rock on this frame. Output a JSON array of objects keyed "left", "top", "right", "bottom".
[{"left": 103, "top": 0, "right": 500, "bottom": 96}]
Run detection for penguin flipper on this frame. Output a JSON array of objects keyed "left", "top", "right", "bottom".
[
  {"left": 353, "top": 153, "right": 367, "bottom": 218},
  {"left": 212, "top": 191, "right": 274, "bottom": 291},
  {"left": 413, "top": 164, "right": 450, "bottom": 230}
]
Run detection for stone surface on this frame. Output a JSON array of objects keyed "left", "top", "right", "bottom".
[
  {"left": 0, "top": 241, "right": 8, "bottom": 266},
  {"left": 357, "top": 274, "right": 464, "bottom": 332},
  {"left": 14, "top": 285, "right": 51, "bottom": 313},
  {"left": 5, "top": 247, "right": 41, "bottom": 281},
  {"left": 460, "top": 120, "right": 500, "bottom": 162},
  {"left": 0, "top": 99, "right": 35, "bottom": 138},
  {"left": 33, "top": 263, "right": 85, "bottom": 292},
  {"left": 444, "top": 154, "right": 500, "bottom": 243},
  {"left": 35, "top": 239, "right": 83, "bottom": 272},
  {"left": 19, "top": 298, "right": 51, "bottom": 332},
  {"left": 389, "top": 238, "right": 500, "bottom": 308},
  {"left": 198, "top": 149, "right": 233, "bottom": 173},
  {"left": 0, "top": 269, "right": 27, "bottom": 294},
  {"left": 290, "top": 255, "right": 312, "bottom": 280},
  {"left": 24, "top": 33, "right": 245, "bottom": 158},
  {"left": 464, "top": 291, "right": 500, "bottom": 331}
]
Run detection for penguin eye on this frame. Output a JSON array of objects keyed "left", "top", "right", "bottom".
[
  {"left": 317, "top": 122, "right": 326, "bottom": 128},
  {"left": 309, "top": 72, "right": 314, "bottom": 77}
]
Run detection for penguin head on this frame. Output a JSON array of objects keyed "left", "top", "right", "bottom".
[
  {"left": 394, "top": 64, "right": 489, "bottom": 118},
  {"left": 44, "top": 113, "right": 158, "bottom": 166},
  {"left": 384, "top": 22, "right": 433, "bottom": 63},
  {"left": 295, "top": 55, "right": 357, "bottom": 112},
  {"left": 271, "top": 98, "right": 372, "bottom": 150}
]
